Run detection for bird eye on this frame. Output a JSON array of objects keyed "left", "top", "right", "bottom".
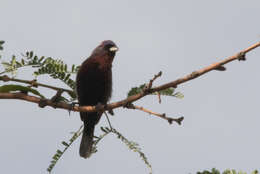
[{"left": 104, "top": 44, "right": 113, "bottom": 50}]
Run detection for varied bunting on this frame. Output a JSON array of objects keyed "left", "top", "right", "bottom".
[{"left": 76, "top": 40, "right": 118, "bottom": 158}]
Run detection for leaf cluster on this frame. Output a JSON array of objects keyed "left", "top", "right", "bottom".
[
  {"left": 47, "top": 126, "right": 152, "bottom": 173},
  {"left": 1, "top": 42, "right": 186, "bottom": 174},
  {"left": 127, "top": 83, "right": 184, "bottom": 99},
  {"left": 1, "top": 51, "right": 79, "bottom": 90},
  {"left": 47, "top": 125, "right": 83, "bottom": 172},
  {"left": 0, "top": 84, "right": 44, "bottom": 98}
]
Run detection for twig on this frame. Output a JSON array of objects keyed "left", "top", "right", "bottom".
[
  {"left": 155, "top": 91, "right": 162, "bottom": 104},
  {"left": 147, "top": 71, "right": 162, "bottom": 90},
  {"left": 0, "top": 42, "right": 259, "bottom": 115},
  {"left": 104, "top": 112, "right": 113, "bottom": 129},
  {"left": 0, "top": 75, "right": 73, "bottom": 93},
  {"left": 151, "top": 42, "right": 260, "bottom": 92},
  {"left": 126, "top": 103, "right": 183, "bottom": 125}
]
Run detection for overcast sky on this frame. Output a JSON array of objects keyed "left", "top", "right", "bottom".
[{"left": 0, "top": 0, "right": 260, "bottom": 173}]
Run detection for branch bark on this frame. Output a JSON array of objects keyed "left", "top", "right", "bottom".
[
  {"left": 126, "top": 103, "right": 184, "bottom": 125},
  {"left": 0, "top": 75, "right": 73, "bottom": 93},
  {"left": 0, "top": 42, "right": 260, "bottom": 115}
]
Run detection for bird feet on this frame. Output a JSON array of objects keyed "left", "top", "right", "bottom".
[
  {"left": 68, "top": 102, "right": 79, "bottom": 115},
  {"left": 96, "top": 102, "right": 104, "bottom": 114},
  {"left": 96, "top": 103, "right": 114, "bottom": 115}
]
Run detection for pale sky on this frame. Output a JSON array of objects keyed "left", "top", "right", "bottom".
[{"left": 0, "top": 0, "right": 260, "bottom": 173}]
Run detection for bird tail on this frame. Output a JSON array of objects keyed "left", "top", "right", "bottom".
[{"left": 79, "top": 122, "right": 95, "bottom": 158}]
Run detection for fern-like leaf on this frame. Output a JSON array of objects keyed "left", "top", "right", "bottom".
[
  {"left": 47, "top": 125, "right": 83, "bottom": 173},
  {"left": 97, "top": 126, "right": 153, "bottom": 174},
  {"left": 32, "top": 56, "right": 78, "bottom": 89},
  {"left": 0, "top": 84, "right": 45, "bottom": 98},
  {"left": 127, "top": 84, "right": 184, "bottom": 99},
  {"left": 1, "top": 51, "right": 79, "bottom": 90}
]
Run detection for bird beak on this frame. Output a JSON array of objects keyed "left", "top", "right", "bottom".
[{"left": 109, "top": 46, "right": 119, "bottom": 52}]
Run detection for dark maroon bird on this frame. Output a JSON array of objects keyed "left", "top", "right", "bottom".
[{"left": 76, "top": 40, "right": 118, "bottom": 158}]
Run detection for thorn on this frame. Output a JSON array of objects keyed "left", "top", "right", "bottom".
[
  {"left": 108, "top": 109, "right": 114, "bottom": 116},
  {"left": 123, "top": 102, "right": 133, "bottom": 108},
  {"left": 156, "top": 91, "right": 161, "bottom": 104},
  {"left": 215, "top": 65, "right": 226, "bottom": 71},
  {"left": 176, "top": 117, "right": 184, "bottom": 125},
  {"left": 68, "top": 102, "right": 78, "bottom": 116},
  {"left": 190, "top": 71, "right": 199, "bottom": 78},
  {"left": 167, "top": 119, "right": 173, "bottom": 124},
  {"left": 238, "top": 52, "right": 246, "bottom": 61}
]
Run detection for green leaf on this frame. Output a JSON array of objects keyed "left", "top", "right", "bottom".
[
  {"left": 2, "top": 62, "right": 11, "bottom": 67},
  {"left": 110, "top": 128, "right": 152, "bottom": 173},
  {"left": 33, "top": 56, "right": 38, "bottom": 63},
  {"left": 21, "top": 59, "right": 25, "bottom": 65},
  {"left": 66, "top": 90, "right": 76, "bottom": 100},
  {"left": 0, "top": 84, "right": 45, "bottom": 98},
  {"left": 56, "top": 150, "right": 63, "bottom": 154},
  {"left": 158, "top": 88, "right": 175, "bottom": 95},
  {"left": 128, "top": 84, "right": 184, "bottom": 99},
  {"left": 127, "top": 84, "right": 146, "bottom": 97},
  {"left": 47, "top": 125, "right": 83, "bottom": 173},
  {"left": 71, "top": 64, "right": 75, "bottom": 72},
  {"left": 0, "top": 40, "right": 4, "bottom": 51},
  {"left": 100, "top": 127, "right": 108, "bottom": 133},
  {"left": 29, "top": 51, "right": 33, "bottom": 58},
  {"left": 61, "top": 141, "right": 69, "bottom": 147},
  {"left": 51, "top": 95, "right": 69, "bottom": 103},
  {"left": 38, "top": 56, "right": 45, "bottom": 62},
  {"left": 252, "top": 170, "right": 259, "bottom": 174},
  {"left": 172, "top": 92, "right": 184, "bottom": 99},
  {"left": 52, "top": 155, "right": 59, "bottom": 160}
]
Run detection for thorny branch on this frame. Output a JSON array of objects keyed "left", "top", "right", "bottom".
[
  {"left": 146, "top": 71, "right": 162, "bottom": 90},
  {"left": 0, "top": 41, "right": 260, "bottom": 123},
  {"left": 0, "top": 75, "right": 73, "bottom": 93},
  {"left": 126, "top": 103, "right": 184, "bottom": 125}
]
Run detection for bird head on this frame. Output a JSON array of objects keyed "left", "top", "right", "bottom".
[{"left": 92, "top": 40, "right": 119, "bottom": 58}]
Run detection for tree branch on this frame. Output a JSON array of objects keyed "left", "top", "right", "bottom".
[
  {"left": 125, "top": 103, "right": 184, "bottom": 125},
  {"left": 151, "top": 42, "right": 260, "bottom": 92},
  {"left": 0, "top": 41, "right": 259, "bottom": 117},
  {"left": 0, "top": 75, "right": 73, "bottom": 93}
]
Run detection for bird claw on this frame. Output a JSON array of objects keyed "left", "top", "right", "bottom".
[
  {"left": 68, "top": 102, "right": 79, "bottom": 115},
  {"left": 96, "top": 102, "right": 104, "bottom": 113},
  {"left": 107, "top": 109, "right": 114, "bottom": 116},
  {"left": 101, "top": 103, "right": 114, "bottom": 115}
]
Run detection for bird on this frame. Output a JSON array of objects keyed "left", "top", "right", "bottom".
[{"left": 76, "top": 40, "right": 118, "bottom": 158}]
